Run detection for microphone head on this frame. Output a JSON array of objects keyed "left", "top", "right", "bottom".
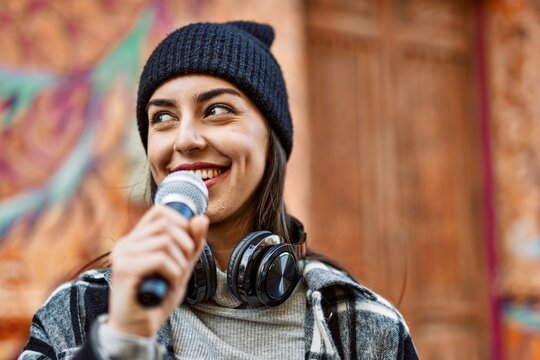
[{"left": 154, "top": 171, "right": 209, "bottom": 215}]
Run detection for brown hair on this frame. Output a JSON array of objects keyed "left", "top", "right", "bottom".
[{"left": 252, "top": 130, "right": 291, "bottom": 242}]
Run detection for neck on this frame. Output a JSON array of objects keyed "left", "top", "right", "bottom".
[{"left": 207, "top": 214, "right": 254, "bottom": 270}]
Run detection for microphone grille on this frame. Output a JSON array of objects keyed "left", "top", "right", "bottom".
[{"left": 154, "top": 171, "right": 209, "bottom": 215}]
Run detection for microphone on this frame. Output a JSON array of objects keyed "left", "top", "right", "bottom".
[{"left": 136, "top": 171, "right": 209, "bottom": 308}]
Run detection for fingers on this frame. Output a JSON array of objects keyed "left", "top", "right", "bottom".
[
  {"left": 108, "top": 205, "right": 209, "bottom": 337},
  {"left": 112, "top": 206, "right": 209, "bottom": 291},
  {"left": 127, "top": 206, "right": 201, "bottom": 257},
  {"left": 134, "top": 204, "right": 188, "bottom": 232},
  {"left": 127, "top": 234, "right": 189, "bottom": 272},
  {"left": 127, "top": 252, "right": 184, "bottom": 289},
  {"left": 165, "top": 222, "right": 196, "bottom": 258}
]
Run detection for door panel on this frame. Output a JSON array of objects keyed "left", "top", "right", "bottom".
[{"left": 306, "top": 0, "right": 488, "bottom": 358}]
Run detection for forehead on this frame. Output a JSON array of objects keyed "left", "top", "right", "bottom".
[{"left": 150, "top": 74, "right": 242, "bottom": 99}]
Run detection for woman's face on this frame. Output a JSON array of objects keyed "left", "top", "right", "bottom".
[{"left": 147, "top": 75, "right": 269, "bottom": 226}]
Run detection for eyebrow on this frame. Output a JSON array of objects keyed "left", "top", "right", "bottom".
[
  {"left": 145, "top": 88, "right": 242, "bottom": 113},
  {"left": 145, "top": 98, "right": 177, "bottom": 113},
  {"left": 195, "top": 88, "right": 242, "bottom": 103}
]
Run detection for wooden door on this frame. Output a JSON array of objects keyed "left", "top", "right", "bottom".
[{"left": 306, "top": 0, "right": 489, "bottom": 358}]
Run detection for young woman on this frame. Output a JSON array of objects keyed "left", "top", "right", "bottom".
[{"left": 20, "top": 21, "right": 418, "bottom": 359}]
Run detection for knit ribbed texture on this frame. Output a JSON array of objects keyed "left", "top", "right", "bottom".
[
  {"left": 136, "top": 21, "right": 293, "bottom": 158},
  {"left": 169, "top": 267, "right": 306, "bottom": 359}
]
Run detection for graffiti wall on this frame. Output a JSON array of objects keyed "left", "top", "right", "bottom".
[{"left": 0, "top": 1, "right": 306, "bottom": 357}]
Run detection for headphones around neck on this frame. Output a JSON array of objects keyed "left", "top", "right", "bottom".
[{"left": 185, "top": 218, "right": 307, "bottom": 307}]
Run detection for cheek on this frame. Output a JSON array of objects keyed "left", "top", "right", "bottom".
[
  {"left": 147, "top": 136, "right": 171, "bottom": 181},
  {"left": 239, "top": 134, "right": 269, "bottom": 192},
  {"left": 250, "top": 146, "right": 268, "bottom": 177},
  {"left": 206, "top": 133, "right": 268, "bottom": 219},
  {"left": 241, "top": 121, "right": 269, "bottom": 161},
  {"left": 231, "top": 132, "right": 268, "bottom": 174}
]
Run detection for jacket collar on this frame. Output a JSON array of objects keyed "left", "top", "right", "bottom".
[
  {"left": 302, "top": 260, "right": 377, "bottom": 300},
  {"left": 79, "top": 267, "right": 111, "bottom": 284}
]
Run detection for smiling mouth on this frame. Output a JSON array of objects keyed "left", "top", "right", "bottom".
[{"left": 184, "top": 168, "right": 225, "bottom": 181}]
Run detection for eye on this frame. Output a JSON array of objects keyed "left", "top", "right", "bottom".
[
  {"left": 150, "top": 112, "right": 176, "bottom": 124},
  {"left": 205, "top": 104, "right": 234, "bottom": 117}
]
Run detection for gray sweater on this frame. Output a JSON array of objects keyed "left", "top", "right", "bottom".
[
  {"left": 20, "top": 260, "right": 418, "bottom": 359},
  {"left": 96, "top": 267, "right": 306, "bottom": 359}
]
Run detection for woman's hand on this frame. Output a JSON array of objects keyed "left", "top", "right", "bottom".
[{"left": 107, "top": 204, "right": 209, "bottom": 337}]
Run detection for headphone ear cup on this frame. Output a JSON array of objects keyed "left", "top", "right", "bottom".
[
  {"left": 185, "top": 244, "right": 216, "bottom": 305},
  {"left": 255, "top": 244, "right": 300, "bottom": 307},
  {"left": 227, "top": 231, "right": 274, "bottom": 305}
]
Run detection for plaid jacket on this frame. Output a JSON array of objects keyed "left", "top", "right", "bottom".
[{"left": 20, "top": 260, "right": 418, "bottom": 359}]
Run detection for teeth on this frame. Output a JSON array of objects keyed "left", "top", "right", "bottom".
[{"left": 188, "top": 168, "right": 223, "bottom": 180}]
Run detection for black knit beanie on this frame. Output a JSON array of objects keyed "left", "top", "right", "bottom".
[{"left": 136, "top": 21, "right": 293, "bottom": 159}]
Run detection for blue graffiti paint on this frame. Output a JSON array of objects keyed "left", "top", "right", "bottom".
[{"left": 0, "top": 8, "right": 155, "bottom": 241}]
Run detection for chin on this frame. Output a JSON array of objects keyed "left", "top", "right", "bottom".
[
  {"left": 206, "top": 212, "right": 219, "bottom": 224},
  {"left": 205, "top": 206, "right": 226, "bottom": 224}
]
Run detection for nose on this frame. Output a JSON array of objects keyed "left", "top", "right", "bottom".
[{"left": 173, "top": 118, "right": 207, "bottom": 154}]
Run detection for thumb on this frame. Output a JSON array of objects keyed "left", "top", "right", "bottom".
[{"left": 189, "top": 215, "right": 209, "bottom": 254}]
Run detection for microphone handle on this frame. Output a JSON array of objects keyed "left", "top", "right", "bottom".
[{"left": 137, "top": 202, "right": 195, "bottom": 308}]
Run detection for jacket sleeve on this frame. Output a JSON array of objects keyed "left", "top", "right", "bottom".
[
  {"left": 18, "top": 281, "right": 108, "bottom": 360},
  {"left": 19, "top": 314, "right": 60, "bottom": 359},
  {"left": 398, "top": 320, "right": 419, "bottom": 360},
  {"left": 72, "top": 321, "right": 106, "bottom": 360},
  {"left": 18, "top": 307, "right": 100, "bottom": 360},
  {"left": 19, "top": 315, "right": 101, "bottom": 360}
]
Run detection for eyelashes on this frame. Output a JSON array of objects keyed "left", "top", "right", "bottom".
[
  {"left": 149, "top": 112, "right": 176, "bottom": 125},
  {"left": 204, "top": 104, "right": 237, "bottom": 117},
  {"left": 149, "top": 103, "right": 240, "bottom": 126}
]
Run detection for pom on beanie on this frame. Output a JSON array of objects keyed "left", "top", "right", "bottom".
[{"left": 136, "top": 21, "right": 293, "bottom": 158}]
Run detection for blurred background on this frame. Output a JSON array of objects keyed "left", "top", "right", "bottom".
[{"left": 1, "top": 0, "right": 540, "bottom": 358}]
